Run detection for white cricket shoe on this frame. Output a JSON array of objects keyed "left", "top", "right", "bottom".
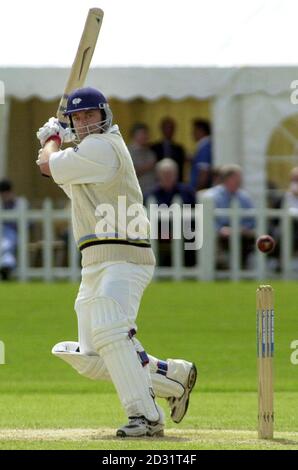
[
  {"left": 116, "top": 406, "right": 165, "bottom": 438},
  {"left": 168, "top": 363, "right": 197, "bottom": 423}
]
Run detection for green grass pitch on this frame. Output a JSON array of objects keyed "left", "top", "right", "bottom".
[{"left": 0, "top": 280, "right": 298, "bottom": 450}]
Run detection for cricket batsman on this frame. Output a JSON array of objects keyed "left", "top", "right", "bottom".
[{"left": 36, "top": 87, "right": 197, "bottom": 437}]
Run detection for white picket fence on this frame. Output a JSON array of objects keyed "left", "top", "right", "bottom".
[
  {"left": 0, "top": 198, "right": 80, "bottom": 281},
  {"left": 0, "top": 196, "right": 298, "bottom": 281},
  {"left": 200, "top": 195, "right": 297, "bottom": 281}
]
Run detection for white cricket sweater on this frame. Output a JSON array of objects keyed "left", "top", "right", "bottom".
[{"left": 62, "top": 130, "right": 156, "bottom": 267}]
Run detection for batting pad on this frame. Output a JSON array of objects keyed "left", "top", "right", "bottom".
[
  {"left": 52, "top": 341, "right": 110, "bottom": 381},
  {"left": 89, "top": 296, "right": 160, "bottom": 421},
  {"left": 100, "top": 338, "right": 160, "bottom": 421},
  {"left": 88, "top": 297, "right": 130, "bottom": 350},
  {"left": 52, "top": 340, "right": 186, "bottom": 399},
  {"left": 148, "top": 356, "right": 191, "bottom": 398},
  {"left": 131, "top": 337, "right": 184, "bottom": 399}
]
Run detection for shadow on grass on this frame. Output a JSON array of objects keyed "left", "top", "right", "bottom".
[
  {"left": 272, "top": 438, "right": 298, "bottom": 446},
  {"left": 90, "top": 434, "right": 190, "bottom": 442}
]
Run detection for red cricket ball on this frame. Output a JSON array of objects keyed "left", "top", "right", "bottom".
[{"left": 256, "top": 235, "right": 276, "bottom": 254}]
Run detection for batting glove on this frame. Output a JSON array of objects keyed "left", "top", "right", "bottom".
[{"left": 36, "top": 117, "right": 75, "bottom": 147}]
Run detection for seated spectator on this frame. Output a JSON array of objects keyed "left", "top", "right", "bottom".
[
  {"left": 145, "top": 158, "right": 196, "bottom": 206},
  {"left": 0, "top": 179, "right": 18, "bottom": 280},
  {"left": 151, "top": 117, "right": 185, "bottom": 181},
  {"left": 284, "top": 167, "right": 298, "bottom": 209},
  {"left": 190, "top": 119, "right": 212, "bottom": 191},
  {"left": 205, "top": 165, "right": 255, "bottom": 268},
  {"left": 145, "top": 159, "right": 196, "bottom": 267},
  {"left": 128, "top": 123, "right": 157, "bottom": 195},
  {"left": 284, "top": 167, "right": 298, "bottom": 253}
]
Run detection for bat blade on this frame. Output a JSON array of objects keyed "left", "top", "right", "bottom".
[{"left": 57, "top": 8, "right": 104, "bottom": 125}]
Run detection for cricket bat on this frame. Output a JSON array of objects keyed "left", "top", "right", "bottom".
[{"left": 57, "top": 8, "right": 104, "bottom": 126}]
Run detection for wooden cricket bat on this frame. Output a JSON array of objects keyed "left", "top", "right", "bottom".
[{"left": 57, "top": 8, "right": 104, "bottom": 125}]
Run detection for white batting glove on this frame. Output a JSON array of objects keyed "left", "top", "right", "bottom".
[{"left": 36, "top": 117, "right": 75, "bottom": 147}]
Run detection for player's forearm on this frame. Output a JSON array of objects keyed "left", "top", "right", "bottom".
[{"left": 37, "top": 139, "right": 60, "bottom": 177}]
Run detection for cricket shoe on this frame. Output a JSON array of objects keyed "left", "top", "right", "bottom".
[
  {"left": 116, "top": 406, "right": 165, "bottom": 438},
  {"left": 168, "top": 363, "right": 197, "bottom": 423}
]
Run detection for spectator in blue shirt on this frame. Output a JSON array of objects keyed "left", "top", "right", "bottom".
[
  {"left": 145, "top": 158, "right": 196, "bottom": 207},
  {"left": 205, "top": 165, "right": 255, "bottom": 268},
  {"left": 190, "top": 119, "right": 212, "bottom": 191}
]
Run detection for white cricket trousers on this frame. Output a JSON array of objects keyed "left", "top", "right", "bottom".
[{"left": 75, "top": 261, "right": 154, "bottom": 355}]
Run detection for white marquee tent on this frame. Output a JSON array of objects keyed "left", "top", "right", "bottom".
[{"left": 1, "top": 66, "right": 298, "bottom": 200}]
